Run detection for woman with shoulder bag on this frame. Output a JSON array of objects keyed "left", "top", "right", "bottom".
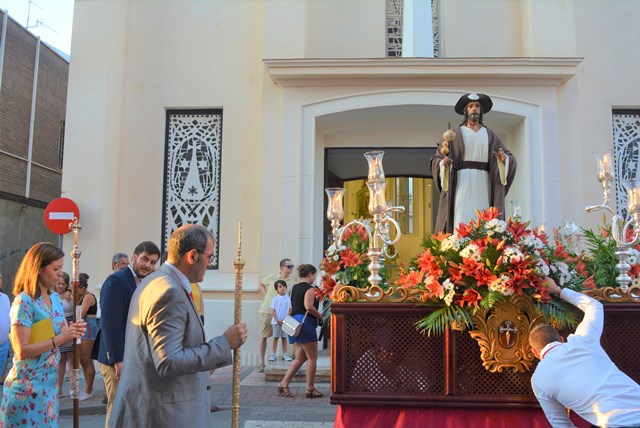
[{"left": 277, "top": 264, "right": 324, "bottom": 399}]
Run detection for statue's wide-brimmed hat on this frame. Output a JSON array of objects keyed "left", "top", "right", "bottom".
[{"left": 455, "top": 93, "right": 493, "bottom": 115}]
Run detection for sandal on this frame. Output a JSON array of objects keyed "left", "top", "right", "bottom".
[
  {"left": 277, "top": 383, "right": 294, "bottom": 398},
  {"left": 305, "top": 388, "right": 323, "bottom": 399}
]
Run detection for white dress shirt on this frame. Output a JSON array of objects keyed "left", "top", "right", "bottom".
[{"left": 531, "top": 288, "right": 640, "bottom": 428}]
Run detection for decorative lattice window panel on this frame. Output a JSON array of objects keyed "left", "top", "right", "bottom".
[
  {"left": 612, "top": 110, "right": 640, "bottom": 218},
  {"left": 163, "top": 109, "right": 222, "bottom": 269}
]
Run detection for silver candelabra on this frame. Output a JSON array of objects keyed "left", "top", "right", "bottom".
[
  {"left": 585, "top": 149, "right": 640, "bottom": 292},
  {"left": 325, "top": 150, "right": 405, "bottom": 287}
]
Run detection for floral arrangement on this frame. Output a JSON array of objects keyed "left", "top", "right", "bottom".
[
  {"left": 396, "top": 208, "right": 582, "bottom": 336},
  {"left": 319, "top": 220, "right": 388, "bottom": 300}
]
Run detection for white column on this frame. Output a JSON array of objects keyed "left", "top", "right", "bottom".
[{"left": 402, "top": 0, "right": 434, "bottom": 58}]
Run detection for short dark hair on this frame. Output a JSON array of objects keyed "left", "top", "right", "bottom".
[
  {"left": 279, "top": 258, "right": 291, "bottom": 268},
  {"left": 529, "top": 323, "right": 562, "bottom": 353},
  {"left": 274, "top": 279, "right": 287, "bottom": 290},
  {"left": 133, "top": 241, "right": 161, "bottom": 258},
  {"left": 168, "top": 224, "right": 213, "bottom": 262},
  {"left": 297, "top": 263, "right": 317, "bottom": 278}
]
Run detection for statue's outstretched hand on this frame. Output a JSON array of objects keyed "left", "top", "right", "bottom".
[{"left": 494, "top": 148, "right": 507, "bottom": 162}]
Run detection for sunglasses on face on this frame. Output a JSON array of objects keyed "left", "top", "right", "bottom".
[{"left": 286, "top": 265, "right": 294, "bottom": 269}]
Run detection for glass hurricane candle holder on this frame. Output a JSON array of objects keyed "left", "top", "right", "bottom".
[
  {"left": 364, "top": 150, "right": 385, "bottom": 181},
  {"left": 325, "top": 187, "right": 345, "bottom": 244}
]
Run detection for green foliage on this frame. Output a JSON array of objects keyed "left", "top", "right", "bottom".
[
  {"left": 535, "top": 298, "right": 580, "bottom": 330},
  {"left": 415, "top": 305, "right": 474, "bottom": 337},
  {"left": 581, "top": 228, "right": 619, "bottom": 288},
  {"left": 478, "top": 290, "right": 508, "bottom": 310}
]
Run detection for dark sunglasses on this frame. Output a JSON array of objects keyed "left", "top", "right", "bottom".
[{"left": 286, "top": 264, "right": 294, "bottom": 269}]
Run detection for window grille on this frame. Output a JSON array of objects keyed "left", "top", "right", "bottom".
[
  {"left": 612, "top": 110, "right": 640, "bottom": 218},
  {"left": 163, "top": 109, "right": 223, "bottom": 269}
]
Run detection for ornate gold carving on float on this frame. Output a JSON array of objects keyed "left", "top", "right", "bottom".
[
  {"left": 468, "top": 295, "right": 541, "bottom": 373},
  {"left": 582, "top": 285, "right": 640, "bottom": 303},
  {"left": 332, "top": 284, "right": 432, "bottom": 304}
]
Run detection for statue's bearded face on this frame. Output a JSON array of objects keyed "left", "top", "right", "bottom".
[{"left": 465, "top": 101, "right": 482, "bottom": 123}]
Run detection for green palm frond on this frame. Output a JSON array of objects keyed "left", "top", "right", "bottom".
[
  {"left": 479, "top": 291, "right": 507, "bottom": 310},
  {"left": 536, "top": 299, "right": 580, "bottom": 330},
  {"left": 415, "top": 305, "right": 473, "bottom": 337}
]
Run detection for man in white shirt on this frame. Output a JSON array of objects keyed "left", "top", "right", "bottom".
[{"left": 529, "top": 278, "right": 640, "bottom": 428}]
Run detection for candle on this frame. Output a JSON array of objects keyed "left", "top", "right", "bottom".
[
  {"left": 367, "top": 181, "right": 387, "bottom": 215},
  {"left": 325, "top": 188, "right": 345, "bottom": 221},
  {"left": 626, "top": 184, "right": 640, "bottom": 214},
  {"left": 364, "top": 151, "right": 385, "bottom": 181},
  {"left": 594, "top": 150, "right": 614, "bottom": 183}
]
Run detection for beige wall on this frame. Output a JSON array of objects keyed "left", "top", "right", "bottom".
[{"left": 64, "top": 0, "right": 640, "bottom": 363}]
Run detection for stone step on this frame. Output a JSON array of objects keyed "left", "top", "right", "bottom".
[{"left": 263, "top": 352, "right": 331, "bottom": 383}]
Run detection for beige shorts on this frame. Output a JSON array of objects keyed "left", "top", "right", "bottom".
[{"left": 260, "top": 312, "right": 273, "bottom": 337}]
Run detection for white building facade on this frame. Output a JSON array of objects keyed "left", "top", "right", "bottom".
[{"left": 62, "top": 0, "right": 640, "bottom": 364}]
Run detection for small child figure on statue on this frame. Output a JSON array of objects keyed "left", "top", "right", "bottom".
[{"left": 269, "top": 280, "right": 293, "bottom": 362}]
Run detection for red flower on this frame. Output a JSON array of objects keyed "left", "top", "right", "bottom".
[
  {"left": 459, "top": 289, "right": 483, "bottom": 307},
  {"left": 320, "top": 258, "right": 340, "bottom": 275},
  {"left": 583, "top": 276, "right": 597, "bottom": 289},
  {"left": 574, "top": 256, "right": 588, "bottom": 277},
  {"left": 432, "top": 231, "right": 451, "bottom": 242},
  {"left": 425, "top": 276, "right": 444, "bottom": 296},
  {"left": 477, "top": 207, "right": 501, "bottom": 222},
  {"left": 417, "top": 249, "right": 440, "bottom": 274},
  {"left": 397, "top": 270, "right": 424, "bottom": 288},
  {"left": 507, "top": 218, "right": 531, "bottom": 240},
  {"left": 456, "top": 222, "right": 473, "bottom": 238},
  {"left": 340, "top": 248, "right": 364, "bottom": 268}
]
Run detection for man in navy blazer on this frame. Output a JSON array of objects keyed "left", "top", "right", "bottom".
[{"left": 97, "top": 241, "right": 160, "bottom": 426}]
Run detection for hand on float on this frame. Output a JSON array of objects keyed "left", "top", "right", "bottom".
[{"left": 542, "top": 278, "right": 561, "bottom": 296}]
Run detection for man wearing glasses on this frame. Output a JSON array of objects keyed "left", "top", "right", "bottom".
[
  {"left": 110, "top": 224, "right": 248, "bottom": 427},
  {"left": 257, "top": 258, "right": 295, "bottom": 371}
]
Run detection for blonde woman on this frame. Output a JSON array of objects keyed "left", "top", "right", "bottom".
[{"left": 0, "top": 242, "right": 85, "bottom": 427}]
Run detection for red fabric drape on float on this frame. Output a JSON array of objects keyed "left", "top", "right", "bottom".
[{"left": 334, "top": 406, "right": 591, "bottom": 428}]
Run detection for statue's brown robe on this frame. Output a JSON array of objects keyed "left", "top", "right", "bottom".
[{"left": 430, "top": 126, "right": 517, "bottom": 233}]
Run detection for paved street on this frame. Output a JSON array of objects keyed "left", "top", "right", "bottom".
[{"left": 57, "top": 351, "right": 336, "bottom": 428}]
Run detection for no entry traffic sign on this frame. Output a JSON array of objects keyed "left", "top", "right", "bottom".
[{"left": 44, "top": 198, "right": 80, "bottom": 234}]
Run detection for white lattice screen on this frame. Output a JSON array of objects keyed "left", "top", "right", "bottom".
[
  {"left": 612, "top": 110, "right": 640, "bottom": 217},
  {"left": 163, "top": 110, "right": 222, "bottom": 269}
]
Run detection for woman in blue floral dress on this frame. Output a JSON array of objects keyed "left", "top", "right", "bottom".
[{"left": 0, "top": 243, "right": 85, "bottom": 428}]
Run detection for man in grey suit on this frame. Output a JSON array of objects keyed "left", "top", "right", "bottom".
[{"left": 109, "top": 224, "right": 248, "bottom": 427}]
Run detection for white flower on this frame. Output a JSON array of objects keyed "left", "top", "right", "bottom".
[
  {"left": 460, "top": 243, "right": 482, "bottom": 261},
  {"left": 520, "top": 234, "right": 545, "bottom": 251},
  {"left": 441, "top": 235, "right": 462, "bottom": 252},
  {"left": 442, "top": 279, "right": 455, "bottom": 306},
  {"left": 503, "top": 246, "right": 524, "bottom": 263},
  {"left": 484, "top": 219, "right": 507, "bottom": 236},
  {"left": 488, "top": 275, "right": 514, "bottom": 296},
  {"left": 536, "top": 259, "right": 550, "bottom": 276},
  {"left": 551, "top": 261, "right": 573, "bottom": 286}
]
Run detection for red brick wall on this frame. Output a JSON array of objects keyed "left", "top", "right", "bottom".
[{"left": 0, "top": 11, "right": 68, "bottom": 203}]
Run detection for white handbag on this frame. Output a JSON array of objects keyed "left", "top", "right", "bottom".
[{"left": 282, "top": 312, "right": 308, "bottom": 337}]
